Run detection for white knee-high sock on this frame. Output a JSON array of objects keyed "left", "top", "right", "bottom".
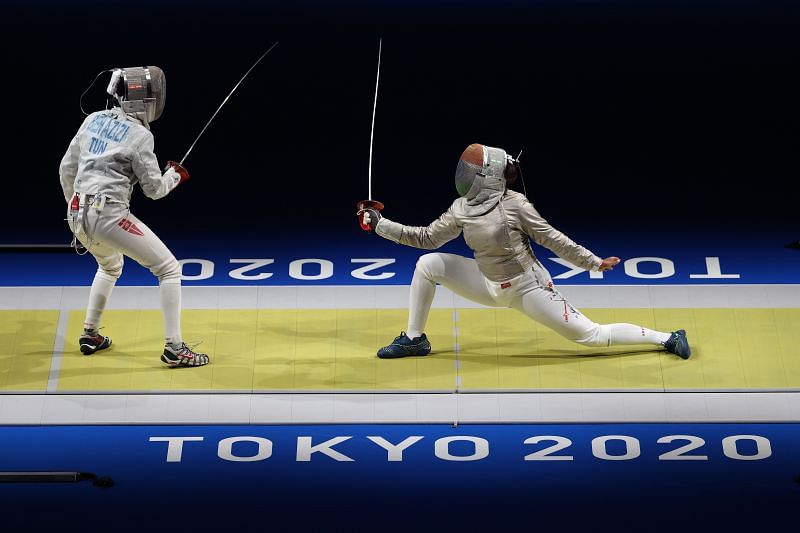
[
  {"left": 407, "top": 268, "right": 436, "bottom": 339},
  {"left": 160, "top": 277, "right": 182, "bottom": 347},
  {"left": 84, "top": 271, "right": 117, "bottom": 331},
  {"left": 604, "top": 323, "right": 670, "bottom": 346}
]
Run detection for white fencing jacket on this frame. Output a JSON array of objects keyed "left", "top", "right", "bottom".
[
  {"left": 376, "top": 190, "right": 602, "bottom": 283},
  {"left": 59, "top": 108, "right": 180, "bottom": 205}
]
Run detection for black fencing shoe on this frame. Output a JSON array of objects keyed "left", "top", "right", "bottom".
[
  {"left": 664, "top": 329, "right": 691, "bottom": 359},
  {"left": 377, "top": 332, "right": 432, "bottom": 359},
  {"left": 79, "top": 331, "right": 112, "bottom": 355},
  {"left": 161, "top": 342, "right": 210, "bottom": 367}
]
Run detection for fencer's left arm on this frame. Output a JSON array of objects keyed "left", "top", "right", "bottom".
[
  {"left": 58, "top": 114, "right": 93, "bottom": 202},
  {"left": 375, "top": 206, "right": 462, "bottom": 249},
  {"left": 518, "top": 199, "right": 602, "bottom": 271},
  {"left": 58, "top": 133, "right": 81, "bottom": 202},
  {"left": 132, "top": 133, "right": 182, "bottom": 200}
]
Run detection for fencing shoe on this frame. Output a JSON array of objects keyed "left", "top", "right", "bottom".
[
  {"left": 377, "top": 332, "right": 432, "bottom": 359},
  {"left": 79, "top": 330, "right": 112, "bottom": 355},
  {"left": 161, "top": 342, "right": 210, "bottom": 367},
  {"left": 663, "top": 329, "right": 691, "bottom": 359}
]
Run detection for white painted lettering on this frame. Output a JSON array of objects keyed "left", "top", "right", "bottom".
[
  {"left": 549, "top": 258, "right": 605, "bottom": 280},
  {"left": 218, "top": 436, "right": 273, "bottom": 462},
  {"left": 351, "top": 259, "right": 396, "bottom": 280},
  {"left": 591, "top": 435, "right": 641, "bottom": 460},
  {"left": 623, "top": 257, "right": 675, "bottom": 279},
  {"left": 722, "top": 435, "right": 772, "bottom": 460},
  {"left": 149, "top": 436, "right": 204, "bottom": 462},
  {"left": 689, "top": 257, "right": 740, "bottom": 279},
  {"left": 296, "top": 436, "right": 353, "bottom": 462},
  {"left": 434, "top": 436, "right": 489, "bottom": 462},
  {"left": 229, "top": 259, "right": 275, "bottom": 280},
  {"left": 289, "top": 259, "right": 334, "bottom": 280},
  {"left": 179, "top": 259, "right": 215, "bottom": 281},
  {"left": 367, "top": 436, "right": 423, "bottom": 461}
]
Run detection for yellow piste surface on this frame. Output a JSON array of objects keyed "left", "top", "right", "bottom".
[
  {"left": 28, "top": 307, "right": 800, "bottom": 392},
  {"left": 0, "top": 310, "right": 59, "bottom": 391}
]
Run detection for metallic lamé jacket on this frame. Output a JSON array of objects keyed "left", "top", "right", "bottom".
[{"left": 376, "top": 190, "right": 602, "bottom": 283}]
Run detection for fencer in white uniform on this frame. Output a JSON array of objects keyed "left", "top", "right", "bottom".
[
  {"left": 358, "top": 143, "right": 691, "bottom": 359},
  {"left": 59, "top": 66, "right": 209, "bottom": 367}
]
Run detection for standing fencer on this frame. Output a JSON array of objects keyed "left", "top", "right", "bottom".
[
  {"left": 358, "top": 143, "right": 691, "bottom": 359},
  {"left": 59, "top": 66, "right": 209, "bottom": 367}
]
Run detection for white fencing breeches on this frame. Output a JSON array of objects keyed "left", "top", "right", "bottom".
[
  {"left": 68, "top": 202, "right": 183, "bottom": 345},
  {"left": 407, "top": 253, "right": 670, "bottom": 349}
]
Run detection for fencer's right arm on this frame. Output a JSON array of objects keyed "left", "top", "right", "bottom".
[
  {"left": 132, "top": 132, "right": 183, "bottom": 200},
  {"left": 375, "top": 205, "right": 462, "bottom": 249}
]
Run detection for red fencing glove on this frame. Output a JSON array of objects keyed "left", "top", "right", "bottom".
[
  {"left": 356, "top": 200, "right": 384, "bottom": 232},
  {"left": 166, "top": 161, "right": 190, "bottom": 184}
]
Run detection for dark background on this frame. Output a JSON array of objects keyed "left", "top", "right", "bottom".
[{"left": 1, "top": 0, "right": 798, "bottom": 246}]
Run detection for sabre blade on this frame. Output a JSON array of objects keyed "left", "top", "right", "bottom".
[
  {"left": 368, "top": 38, "right": 382, "bottom": 200},
  {"left": 179, "top": 41, "right": 279, "bottom": 166}
]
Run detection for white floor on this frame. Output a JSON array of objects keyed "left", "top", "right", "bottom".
[{"left": 1, "top": 391, "right": 799, "bottom": 425}]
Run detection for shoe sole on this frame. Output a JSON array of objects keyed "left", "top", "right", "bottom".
[
  {"left": 160, "top": 354, "right": 209, "bottom": 367},
  {"left": 377, "top": 347, "right": 432, "bottom": 359},
  {"left": 80, "top": 340, "right": 111, "bottom": 356}
]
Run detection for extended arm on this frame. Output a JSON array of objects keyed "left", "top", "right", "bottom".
[
  {"left": 518, "top": 200, "right": 602, "bottom": 271},
  {"left": 374, "top": 206, "right": 462, "bottom": 250}
]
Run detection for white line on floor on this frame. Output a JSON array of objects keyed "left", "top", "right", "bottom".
[
  {"left": 2, "top": 284, "right": 799, "bottom": 310},
  {"left": 47, "top": 310, "right": 70, "bottom": 393}
]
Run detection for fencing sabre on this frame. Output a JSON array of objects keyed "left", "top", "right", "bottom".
[
  {"left": 357, "top": 39, "right": 385, "bottom": 231},
  {"left": 25, "top": 45, "right": 280, "bottom": 255},
  {"left": 176, "top": 41, "right": 279, "bottom": 167}
]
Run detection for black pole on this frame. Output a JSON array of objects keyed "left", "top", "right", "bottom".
[{"left": 0, "top": 471, "right": 114, "bottom": 487}]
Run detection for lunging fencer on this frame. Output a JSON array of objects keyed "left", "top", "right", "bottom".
[
  {"left": 357, "top": 143, "right": 691, "bottom": 359},
  {"left": 59, "top": 66, "right": 209, "bottom": 367}
]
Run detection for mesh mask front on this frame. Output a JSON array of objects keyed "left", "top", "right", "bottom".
[
  {"left": 455, "top": 159, "right": 483, "bottom": 198},
  {"left": 454, "top": 145, "right": 508, "bottom": 216},
  {"left": 118, "top": 66, "right": 166, "bottom": 124}
]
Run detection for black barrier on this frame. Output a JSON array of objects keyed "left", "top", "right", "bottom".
[{"left": 0, "top": 471, "right": 114, "bottom": 488}]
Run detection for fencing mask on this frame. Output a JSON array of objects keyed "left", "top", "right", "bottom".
[
  {"left": 106, "top": 66, "right": 166, "bottom": 126},
  {"left": 455, "top": 144, "right": 512, "bottom": 216}
]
